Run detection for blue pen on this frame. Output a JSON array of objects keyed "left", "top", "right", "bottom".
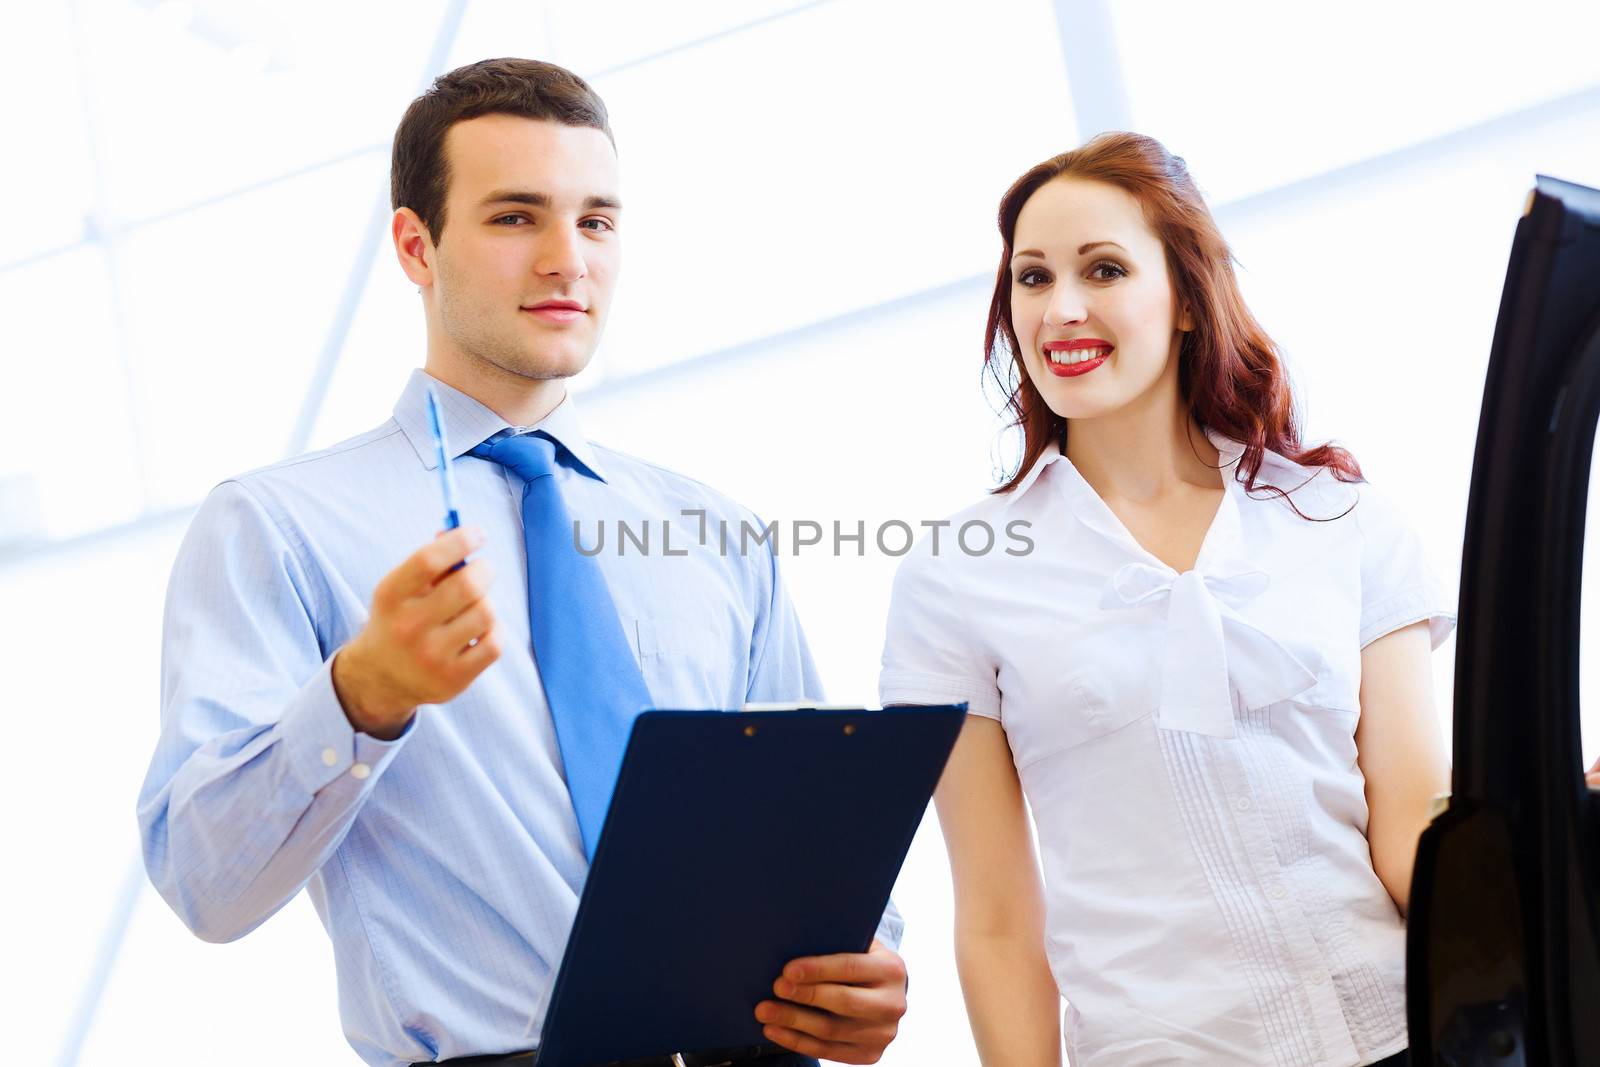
[
  {"left": 425, "top": 385, "right": 461, "bottom": 530},
  {"left": 425, "top": 386, "right": 467, "bottom": 574}
]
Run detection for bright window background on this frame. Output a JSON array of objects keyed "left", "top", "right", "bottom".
[{"left": 5, "top": 1, "right": 1600, "bottom": 1063}]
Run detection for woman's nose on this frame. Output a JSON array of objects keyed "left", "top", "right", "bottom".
[{"left": 1043, "top": 289, "right": 1087, "bottom": 328}]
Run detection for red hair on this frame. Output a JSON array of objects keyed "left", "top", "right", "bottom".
[{"left": 984, "top": 132, "right": 1361, "bottom": 507}]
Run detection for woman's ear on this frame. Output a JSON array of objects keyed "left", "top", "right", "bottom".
[{"left": 1178, "top": 306, "right": 1196, "bottom": 332}]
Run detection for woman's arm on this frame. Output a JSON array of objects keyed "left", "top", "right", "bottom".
[
  {"left": 1355, "top": 620, "right": 1451, "bottom": 916},
  {"left": 934, "top": 714, "right": 1063, "bottom": 1066}
]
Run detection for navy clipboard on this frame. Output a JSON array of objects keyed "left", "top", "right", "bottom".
[{"left": 534, "top": 704, "right": 967, "bottom": 1067}]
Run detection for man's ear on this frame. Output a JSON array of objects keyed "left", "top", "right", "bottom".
[{"left": 392, "top": 207, "right": 436, "bottom": 288}]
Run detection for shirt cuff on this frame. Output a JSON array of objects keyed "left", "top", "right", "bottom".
[
  {"left": 1359, "top": 585, "right": 1458, "bottom": 650},
  {"left": 874, "top": 898, "right": 905, "bottom": 952},
  {"left": 279, "top": 657, "right": 414, "bottom": 795}
]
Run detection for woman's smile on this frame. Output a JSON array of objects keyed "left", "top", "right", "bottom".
[{"left": 1042, "top": 340, "right": 1112, "bottom": 377}]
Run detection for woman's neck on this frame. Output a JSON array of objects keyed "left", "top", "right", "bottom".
[{"left": 1064, "top": 387, "right": 1222, "bottom": 503}]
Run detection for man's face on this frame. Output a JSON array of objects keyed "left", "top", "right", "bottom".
[{"left": 428, "top": 114, "right": 621, "bottom": 385}]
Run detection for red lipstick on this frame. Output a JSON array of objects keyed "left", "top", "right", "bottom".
[{"left": 1041, "top": 338, "right": 1112, "bottom": 378}]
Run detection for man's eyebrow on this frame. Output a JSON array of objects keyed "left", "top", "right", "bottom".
[
  {"left": 479, "top": 190, "right": 623, "bottom": 211},
  {"left": 1010, "top": 240, "right": 1127, "bottom": 262}
]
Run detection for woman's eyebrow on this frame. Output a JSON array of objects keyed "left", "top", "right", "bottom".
[{"left": 1010, "top": 240, "right": 1128, "bottom": 262}]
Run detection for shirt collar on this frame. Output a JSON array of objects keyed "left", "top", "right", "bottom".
[
  {"left": 1004, "top": 439, "right": 1067, "bottom": 502},
  {"left": 1046, "top": 427, "right": 1251, "bottom": 570},
  {"left": 393, "top": 368, "right": 609, "bottom": 482},
  {"left": 1204, "top": 428, "right": 1247, "bottom": 474},
  {"left": 1002, "top": 428, "right": 1245, "bottom": 503}
]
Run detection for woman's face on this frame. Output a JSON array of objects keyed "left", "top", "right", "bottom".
[{"left": 1009, "top": 176, "right": 1192, "bottom": 423}]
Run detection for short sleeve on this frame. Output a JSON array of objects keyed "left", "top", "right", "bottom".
[
  {"left": 878, "top": 540, "right": 1001, "bottom": 718},
  {"left": 1355, "top": 483, "right": 1457, "bottom": 649},
  {"left": 744, "top": 532, "right": 828, "bottom": 704}
]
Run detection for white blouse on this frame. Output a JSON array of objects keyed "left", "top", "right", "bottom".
[{"left": 880, "top": 433, "right": 1454, "bottom": 1067}]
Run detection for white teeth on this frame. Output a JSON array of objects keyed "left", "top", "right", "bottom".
[{"left": 1048, "top": 346, "right": 1109, "bottom": 364}]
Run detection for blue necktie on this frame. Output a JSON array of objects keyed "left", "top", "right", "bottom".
[{"left": 469, "top": 431, "right": 653, "bottom": 859}]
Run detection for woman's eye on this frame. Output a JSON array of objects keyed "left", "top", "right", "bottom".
[
  {"left": 1090, "top": 260, "right": 1127, "bottom": 280},
  {"left": 1017, "top": 267, "right": 1049, "bottom": 287}
]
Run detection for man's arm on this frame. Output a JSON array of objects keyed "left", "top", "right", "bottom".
[{"left": 137, "top": 482, "right": 497, "bottom": 941}]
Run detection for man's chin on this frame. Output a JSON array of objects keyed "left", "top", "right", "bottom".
[{"left": 481, "top": 349, "right": 594, "bottom": 383}]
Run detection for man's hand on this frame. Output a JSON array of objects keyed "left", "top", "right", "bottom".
[
  {"left": 754, "top": 939, "right": 907, "bottom": 1064},
  {"left": 1587, "top": 756, "right": 1600, "bottom": 790},
  {"left": 331, "top": 526, "right": 501, "bottom": 739}
]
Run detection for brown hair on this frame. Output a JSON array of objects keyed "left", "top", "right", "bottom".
[
  {"left": 390, "top": 57, "right": 613, "bottom": 242},
  {"left": 984, "top": 132, "right": 1361, "bottom": 506}
]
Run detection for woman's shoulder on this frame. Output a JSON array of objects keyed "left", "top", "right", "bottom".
[
  {"left": 889, "top": 487, "right": 1033, "bottom": 590},
  {"left": 1232, "top": 439, "right": 1364, "bottom": 520}
]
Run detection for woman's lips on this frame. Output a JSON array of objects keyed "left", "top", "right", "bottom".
[{"left": 1043, "top": 348, "right": 1110, "bottom": 377}]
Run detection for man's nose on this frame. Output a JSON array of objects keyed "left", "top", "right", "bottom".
[{"left": 534, "top": 225, "right": 586, "bottom": 281}]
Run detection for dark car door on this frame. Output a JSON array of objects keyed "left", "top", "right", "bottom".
[{"left": 1407, "top": 175, "right": 1600, "bottom": 1066}]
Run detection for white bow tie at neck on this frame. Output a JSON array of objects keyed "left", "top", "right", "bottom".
[{"left": 1099, "top": 563, "right": 1318, "bottom": 739}]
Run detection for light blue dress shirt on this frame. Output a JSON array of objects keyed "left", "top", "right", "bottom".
[{"left": 138, "top": 369, "right": 902, "bottom": 1066}]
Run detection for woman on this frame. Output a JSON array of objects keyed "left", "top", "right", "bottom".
[{"left": 879, "top": 133, "right": 1453, "bottom": 1066}]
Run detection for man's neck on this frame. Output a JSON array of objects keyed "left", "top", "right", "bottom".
[{"left": 424, "top": 355, "right": 569, "bottom": 429}]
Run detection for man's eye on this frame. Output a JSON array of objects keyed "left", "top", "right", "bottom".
[
  {"left": 493, "top": 215, "right": 529, "bottom": 225},
  {"left": 1017, "top": 268, "right": 1049, "bottom": 287},
  {"left": 579, "top": 217, "right": 614, "bottom": 232}
]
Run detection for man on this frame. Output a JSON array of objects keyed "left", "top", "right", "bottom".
[{"left": 138, "top": 57, "right": 907, "bottom": 1067}]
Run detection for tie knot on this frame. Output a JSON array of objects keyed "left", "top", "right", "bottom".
[{"left": 470, "top": 431, "right": 562, "bottom": 483}]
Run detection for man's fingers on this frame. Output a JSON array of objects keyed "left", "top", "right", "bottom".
[
  {"left": 757, "top": 1017, "right": 895, "bottom": 1065},
  {"left": 430, "top": 601, "right": 497, "bottom": 661},
  {"left": 783, "top": 944, "right": 905, "bottom": 987},
  {"left": 754, "top": 997, "right": 896, "bottom": 1052},
  {"left": 756, "top": 943, "right": 905, "bottom": 1065},
  {"left": 430, "top": 557, "right": 497, "bottom": 623},
  {"left": 454, "top": 621, "right": 502, "bottom": 673},
  {"left": 771, "top": 977, "right": 898, "bottom": 1021},
  {"left": 377, "top": 527, "right": 484, "bottom": 606}
]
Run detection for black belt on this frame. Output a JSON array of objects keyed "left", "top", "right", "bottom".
[{"left": 424, "top": 1042, "right": 801, "bottom": 1066}]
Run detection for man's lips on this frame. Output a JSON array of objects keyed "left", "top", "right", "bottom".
[{"left": 522, "top": 300, "right": 586, "bottom": 324}]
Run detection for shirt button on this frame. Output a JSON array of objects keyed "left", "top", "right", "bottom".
[
  {"left": 1234, "top": 796, "right": 1253, "bottom": 812},
  {"left": 321, "top": 747, "right": 338, "bottom": 767},
  {"left": 351, "top": 763, "right": 372, "bottom": 781},
  {"left": 1268, "top": 885, "right": 1288, "bottom": 901}
]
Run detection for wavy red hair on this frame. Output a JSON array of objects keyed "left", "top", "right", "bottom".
[{"left": 985, "top": 132, "right": 1361, "bottom": 506}]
